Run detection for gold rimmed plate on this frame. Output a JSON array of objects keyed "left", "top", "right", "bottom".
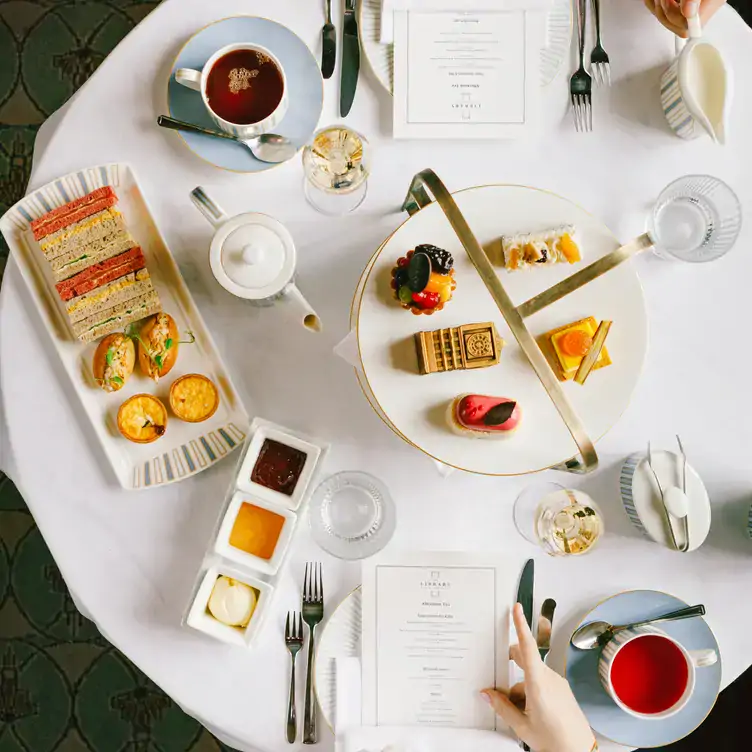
[
  {"left": 354, "top": 183, "right": 648, "bottom": 476},
  {"left": 314, "top": 586, "right": 362, "bottom": 732},
  {"left": 359, "top": 0, "right": 573, "bottom": 91}
]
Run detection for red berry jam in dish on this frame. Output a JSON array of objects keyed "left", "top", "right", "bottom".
[{"left": 251, "top": 439, "right": 307, "bottom": 496}]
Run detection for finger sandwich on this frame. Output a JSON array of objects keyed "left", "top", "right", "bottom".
[{"left": 31, "top": 187, "right": 161, "bottom": 342}]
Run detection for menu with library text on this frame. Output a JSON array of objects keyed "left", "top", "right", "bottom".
[
  {"left": 393, "top": 8, "right": 546, "bottom": 139},
  {"left": 361, "top": 553, "right": 513, "bottom": 729}
]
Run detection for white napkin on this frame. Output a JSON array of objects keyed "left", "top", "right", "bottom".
[
  {"left": 380, "top": 0, "right": 395, "bottom": 45},
  {"left": 335, "top": 658, "right": 516, "bottom": 752},
  {"left": 333, "top": 329, "right": 360, "bottom": 369},
  {"left": 336, "top": 657, "right": 363, "bottom": 734},
  {"left": 380, "top": 0, "right": 554, "bottom": 45},
  {"left": 340, "top": 725, "right": 516, "bottom": 752}
]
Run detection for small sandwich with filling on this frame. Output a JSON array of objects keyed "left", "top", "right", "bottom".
[
  {"left": 30, "top": 187, "right": 162, "bottom": 343},
  {"left": 92, "top": 333, "right": 135, "bottom": 392}
]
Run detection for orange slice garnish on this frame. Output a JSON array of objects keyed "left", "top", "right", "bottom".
[{"left": 559, "top": 329, "right": 593, "bottom": 358}]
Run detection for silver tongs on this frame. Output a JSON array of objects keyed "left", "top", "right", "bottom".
[{"left": 646, "top": 437, "right": 690, "bottom": 552}]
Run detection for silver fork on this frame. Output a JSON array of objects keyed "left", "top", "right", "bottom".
[
  {"left": 590, "top": 0, "right": 611, "bottom": 86},
  {"left": 570, "top": 0, "right": 592, "bottom": 131},
  {"left": 302, "top": 562, "right": 324, "bottom": 745},
  {"left": 285, "top": 611, "right": 304, "bottom": 744}
]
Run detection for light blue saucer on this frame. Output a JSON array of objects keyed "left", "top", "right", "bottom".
[
  {"left": 566, "top": 590, "right": 721, "bottom": 749},
  {"left": 168, "top": 17, "right": 323, "bottom": 173}
]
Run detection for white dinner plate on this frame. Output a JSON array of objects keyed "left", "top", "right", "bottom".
[
  {"left": 355, "top": 184, "right": 648, "bottom": 476},
  {"left": 359, "top": 0, "right": 573, "bottom": 93},
  {"left": 0, "top": 164, "right": 249, "bottom": 489},
  {"left": 315, "top": 587, "right": 362, "bottom": 732}
]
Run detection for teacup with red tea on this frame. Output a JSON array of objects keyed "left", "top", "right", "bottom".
[
  {"left": 176, "top": 43, "right": 288, "bottom": 138},
  {"left": 599, "top": 625, "right": 717, "bottom": 719}
]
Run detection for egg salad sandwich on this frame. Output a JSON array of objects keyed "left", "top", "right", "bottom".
[{"left": 31, "top": 187, "right": 161, "bottom": 343}]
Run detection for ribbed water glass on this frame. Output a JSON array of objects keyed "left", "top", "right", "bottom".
[{"left": 648, "top": 175, "right": 742, "bottom": 263}]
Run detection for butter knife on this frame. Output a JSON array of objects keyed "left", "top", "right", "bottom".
[
  {"left": 516, "top": 559, "right": 534, "bottom": 752},
  {"left": 340, "top": 0, "right": 360, "bottom": 117},
  {"left": 321, "top": 0, "right": 336, "bottom": 79},
  {"left": 537, "top": 598, "right": 557, "bottom": 663}
]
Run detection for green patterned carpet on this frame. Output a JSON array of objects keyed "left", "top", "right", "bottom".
[
  {"left": 0, "top": 475, "right": 232, "bottom": 751},
  {"left": 0, "top": 6, "right": 232, "bottom": 749},
  {"left": 1, "top": 2, "right": 751, "bottom": 751}
]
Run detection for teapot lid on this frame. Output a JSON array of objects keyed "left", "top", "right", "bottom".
[{"left": 210, "top": 213, "right": 296, "bottom": 300}]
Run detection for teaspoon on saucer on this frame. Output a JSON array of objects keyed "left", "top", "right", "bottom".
[
  {"left": 570, "top": 603, "right": 706, "bottom": 650},
  {"left": 157, "top": 115, "right": 297, "bottom": 163}
]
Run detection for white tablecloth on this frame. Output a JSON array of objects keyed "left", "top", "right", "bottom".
[{"left": 2, "top": 1, "right": 752, "bottom": 750}]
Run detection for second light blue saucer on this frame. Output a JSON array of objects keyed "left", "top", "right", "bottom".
[
  {"left": 167, "top": 16, "right": 323, "bottom": 173},
  {"left": 566, "top": 590, "right": 721, "bottom": 748}
]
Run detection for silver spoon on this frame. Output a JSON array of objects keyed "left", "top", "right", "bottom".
[
  {"left": 570, "top": 604, "right": 706, "bottom": 650},
  {"left": 157, "top": 115, "right": 297, "bottom": 163}
]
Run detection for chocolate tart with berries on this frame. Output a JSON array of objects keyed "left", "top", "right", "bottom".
[{"left": 390, "top": 244, "right": 456, "bottom": 315}]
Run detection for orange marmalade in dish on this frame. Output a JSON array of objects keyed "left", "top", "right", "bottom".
[{"left": 229, "top": 502, "right": 286, "bottom": 560}]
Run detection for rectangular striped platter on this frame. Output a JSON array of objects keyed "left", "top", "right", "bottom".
[{"left": 0, "top": 163, "right": 249, "bottom": 490}]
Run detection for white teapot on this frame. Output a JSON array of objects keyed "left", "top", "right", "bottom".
[{"left": 191, "top": 187, "right": 321, "bottom": 332}]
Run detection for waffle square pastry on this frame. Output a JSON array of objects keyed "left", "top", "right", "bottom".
[
  {"left": 539, "top": 316, "right": 612, "bottom": 382},
  {"left": 31, "top": 187, "right": 161, "bottom": 342},
  {"left": 414, "top": 322, "right": 504, "bottom": 375}
]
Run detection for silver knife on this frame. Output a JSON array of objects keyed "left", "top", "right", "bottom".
[
  {"left": 537, "top": 598, "right": 557, "bottom": 663},
  {"left": 516, "top": 559, "right": 535, "bottom": 752},
  {"left": 340, "top": 0, "right": 360, "bottom": 117},
  {"left": 517, "top": 559, "right": 535, "bottom": 632},
  {"left": 321, "top": 0, "right": 336, "bottom": 80}
]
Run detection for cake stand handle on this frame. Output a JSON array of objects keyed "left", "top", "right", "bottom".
[{"left": 400, "top": 168, "right": 603, "bottom": 474}]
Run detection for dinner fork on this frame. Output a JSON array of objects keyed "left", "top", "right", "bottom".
[
  {"left": 570, "top": 0, "right": 592, "bottom": 132},
  {"left": 590, "top": 0, "right": 611, "bottom": 86},
  {"left": 302, "top": 562, "right": 324, "bottom": 745},
  {"left": 285, "top": 611, "right": 304, "bottom": 744}
]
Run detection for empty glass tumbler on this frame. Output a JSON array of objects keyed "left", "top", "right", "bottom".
[{"left": 648, "top": 175, "right": 742, "bottom": 263}]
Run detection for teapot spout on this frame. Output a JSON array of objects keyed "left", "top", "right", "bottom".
[{"left": 284, "top": 283, "right": 322, "bottom": 332}]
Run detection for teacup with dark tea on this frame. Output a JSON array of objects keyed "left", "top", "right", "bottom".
[{"left": 176, "top": 43, "right": 288, "bottom": 137}]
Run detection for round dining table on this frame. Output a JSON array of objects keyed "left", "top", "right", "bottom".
[{"left": 2, "top": 1, "right": 752, "bottom": 750}]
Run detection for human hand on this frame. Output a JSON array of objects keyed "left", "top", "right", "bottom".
[
  {"left": 644, "top": 0, "right": 727, "bottom": 38},
  {"left": 481, "top": 603, "right": 595, "bottom": 752}
]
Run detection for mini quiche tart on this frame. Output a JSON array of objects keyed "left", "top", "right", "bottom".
[
  {"left": 117, "top": 394, "right": 167, "bottom": 443},
  {"left": 169, "top": 374, "right": 219, "bottom": 423}
]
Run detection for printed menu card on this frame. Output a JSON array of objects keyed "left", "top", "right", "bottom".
[
  {"left": 361, "top": 552, "right": 513, "bottom": 729},
  {"left": 393, "top": 2, "right": 549, "bottom": 139}
]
